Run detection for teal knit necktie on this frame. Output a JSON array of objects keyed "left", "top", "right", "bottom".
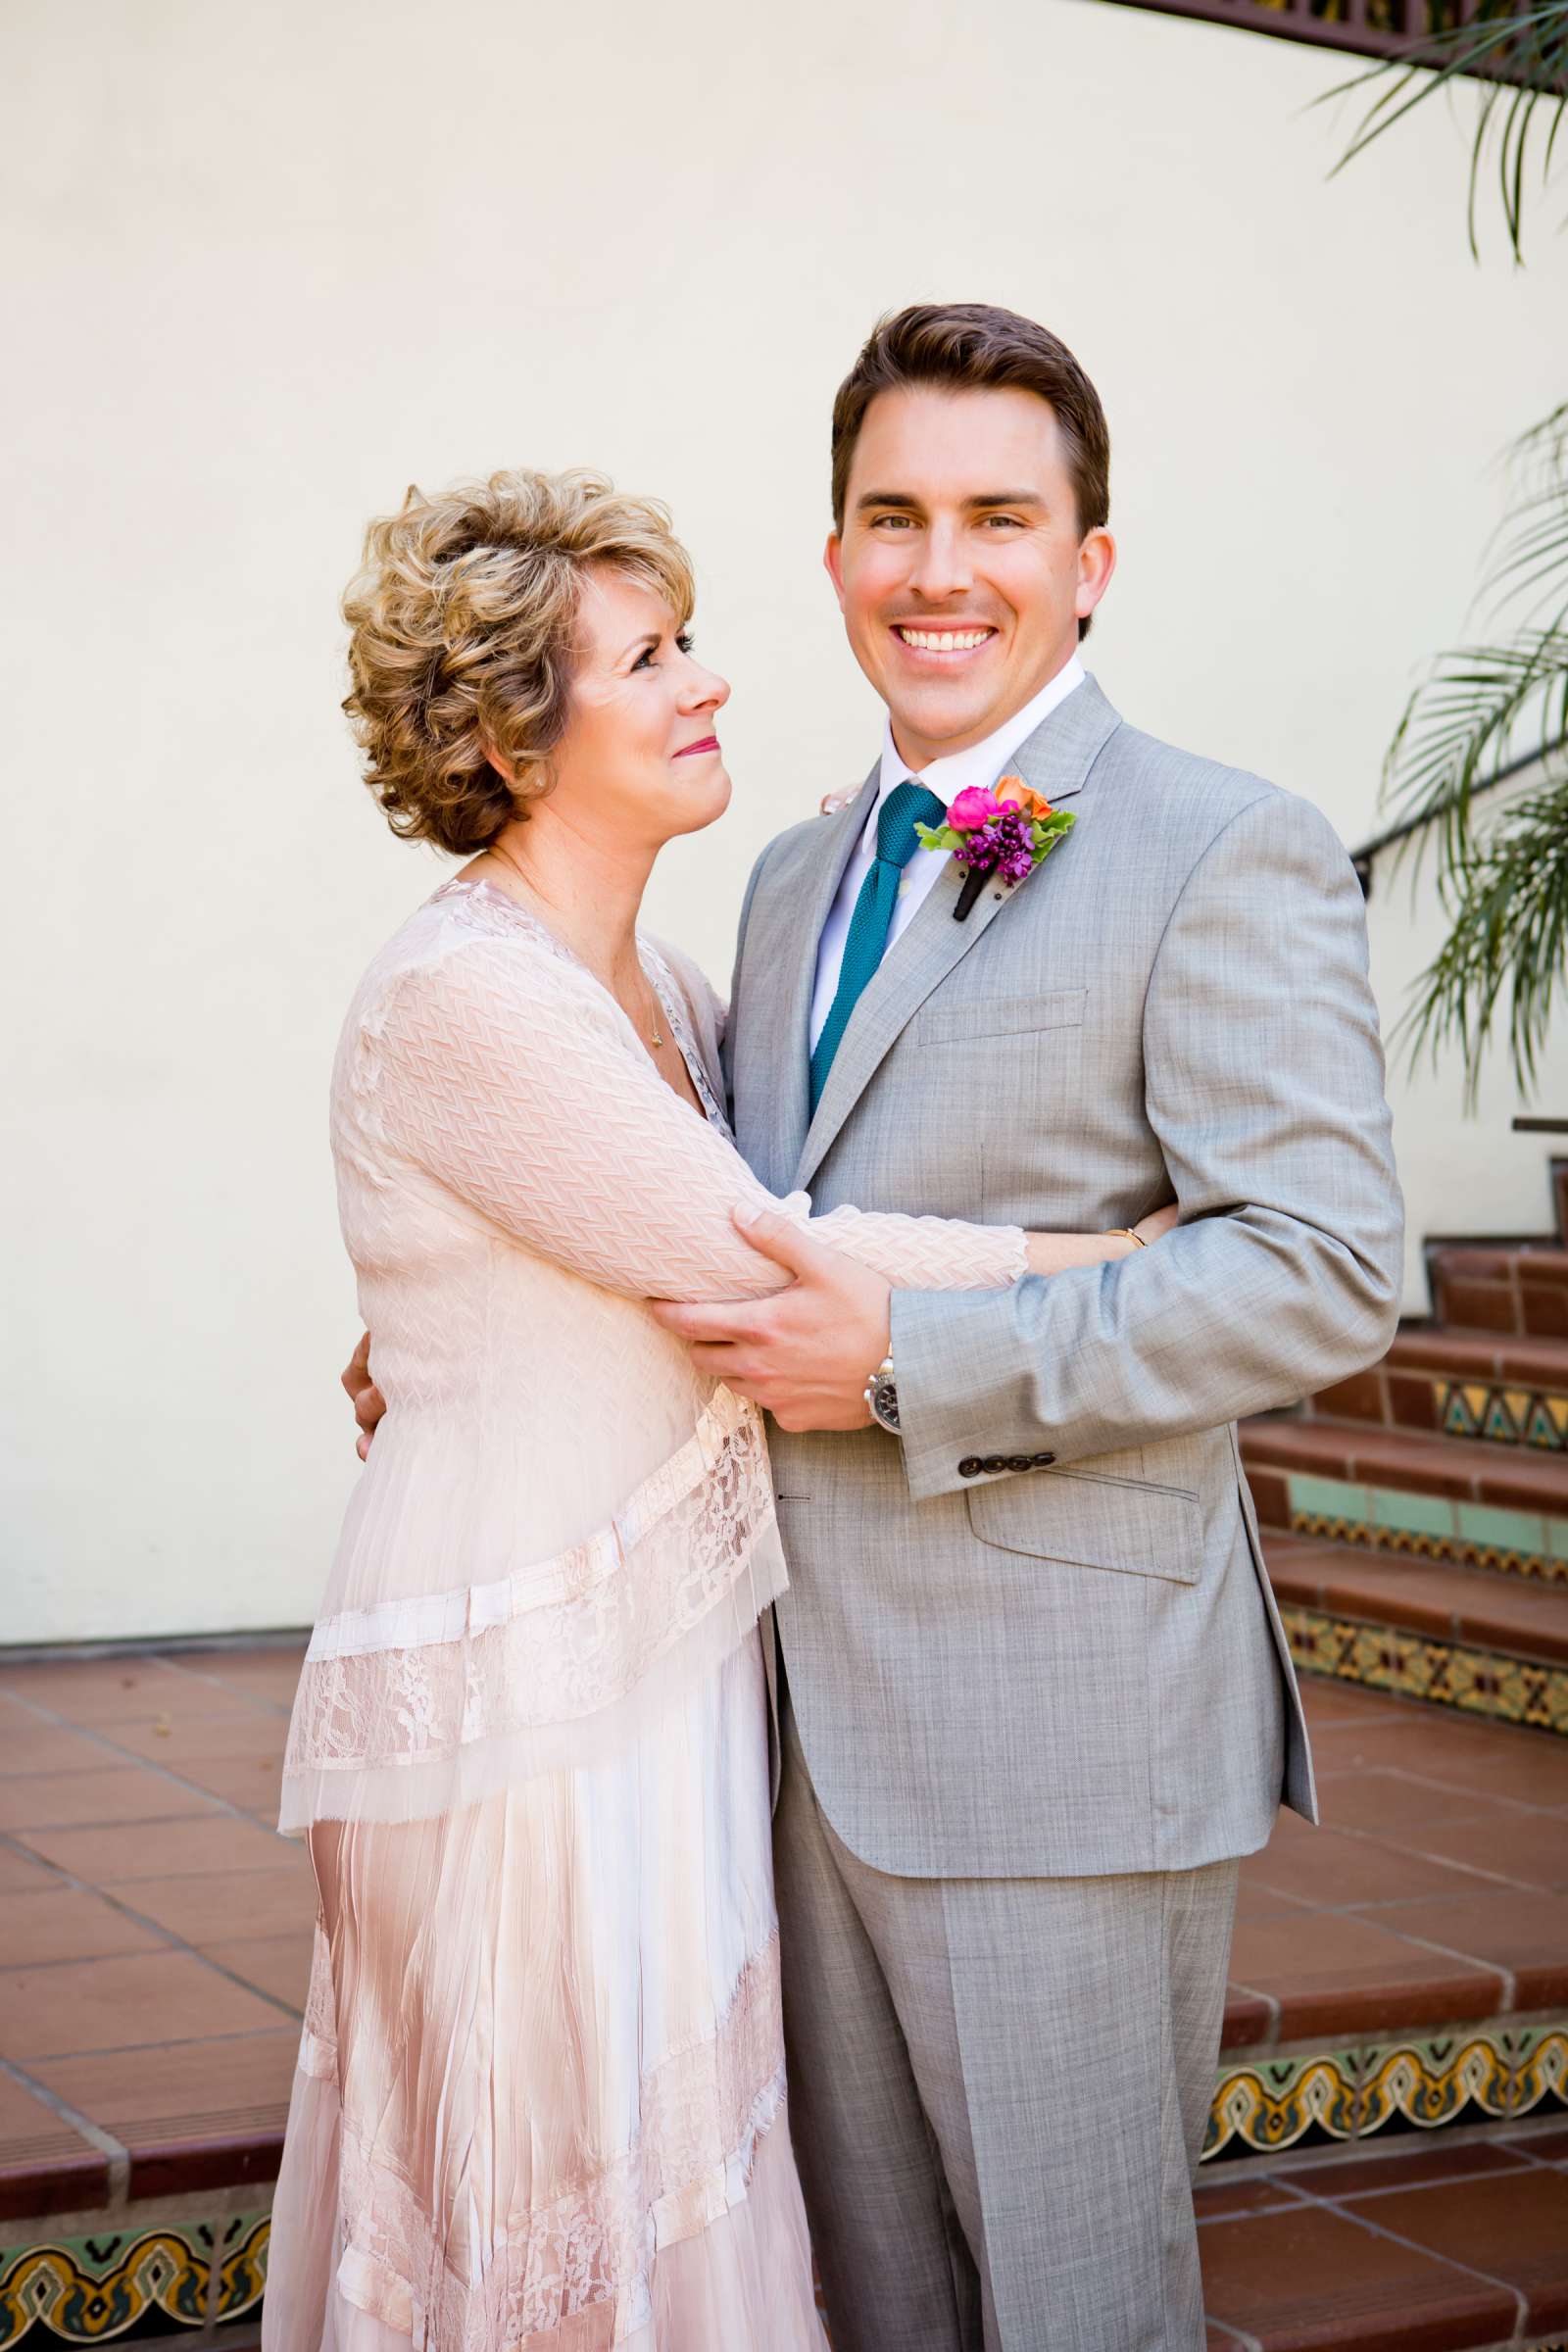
[{"left": 809, "top": 778, "right": 946, "bottom": 1110}]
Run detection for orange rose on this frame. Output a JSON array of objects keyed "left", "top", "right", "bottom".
[{"left": 994, "top": 773, "right": 1055, "bottom": 822}]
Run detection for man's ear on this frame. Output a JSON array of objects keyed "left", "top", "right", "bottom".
[
  {"left": 1074, "top": 527, "right": 1116, "bottom": 631},
  {"left": 823, "top": 531, "right": 849, "bottom": 614}
]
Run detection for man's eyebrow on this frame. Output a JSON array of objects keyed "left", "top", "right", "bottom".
[{"left": 853, "top": 488, "right": 1047, "bottom": 514}]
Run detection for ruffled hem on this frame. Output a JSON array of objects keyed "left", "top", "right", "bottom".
[
  {"left": 266, "top": 2088, "right": 824, "bottom": 2351},
  {"left": 264, "top": 1931, "right": 824, "bottom": 2351}
]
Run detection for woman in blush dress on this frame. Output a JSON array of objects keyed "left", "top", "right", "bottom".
[{"left": 264, "top": 468, "right": 1172, "bottom": 2351}]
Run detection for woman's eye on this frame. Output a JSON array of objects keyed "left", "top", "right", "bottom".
[{"left": 634, "top": 633, "right": 694, "bottom": 672}]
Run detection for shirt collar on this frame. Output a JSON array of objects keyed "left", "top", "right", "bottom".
[{"left": 874, "top": 653, "right": 1087, "bottom": 812}]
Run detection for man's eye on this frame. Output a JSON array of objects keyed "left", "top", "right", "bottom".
[
  {"left": 983, "top": 514, "right": 1023, "bottom": 529},
  {"left": 872, "top": 514, "right": 915, "bottom": 531}
]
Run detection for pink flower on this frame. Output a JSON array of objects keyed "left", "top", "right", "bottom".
[{"left": 946, "top": 786, "right": 999, "bottom": 831}]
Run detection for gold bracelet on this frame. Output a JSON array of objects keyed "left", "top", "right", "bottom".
[{"left": 1109, "top": 1227, "right": 1148, "bottom": 1249}]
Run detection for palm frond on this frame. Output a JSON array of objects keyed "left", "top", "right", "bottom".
[
  {"left": 1394, "top": 773, "right": 1568, "bottom": 1102},
  {"left": 1487, "top": 402, "right": 1568, "bottom": 620},
  {"left": 1383, "top": 631, "right": 1568, "bottom": 870},
  {"left": 1320, "top": 0, "right": 1568, "bottom": 262},
  {"left": 1383, "top": 401, "right": 1568, "bottom": 874}
]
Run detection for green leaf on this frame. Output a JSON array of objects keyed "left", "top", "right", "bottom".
[
  {"left": 914, "top": 823, "right": 962, "bottom": 852},
  {"left": 1394, "top": 772, "right": 1568, "bottom": 1105},
  {"left": 1318, "top": 0, "right": 1568, "bottom": 266}
]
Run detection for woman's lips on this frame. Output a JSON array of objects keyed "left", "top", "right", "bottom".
[{"left": 673, "top": 735, "right": 720, "bottom": 759}]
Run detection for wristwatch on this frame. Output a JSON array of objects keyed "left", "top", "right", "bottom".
[{"left": 864, "top": 1352, "right": 901, "bottom": 1434}]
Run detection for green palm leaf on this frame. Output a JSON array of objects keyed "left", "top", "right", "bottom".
[
  {"left": 1394, "top": 773, "right": 1568, "bottom": 1103},
  {"left": 1321, "top": 1, "right": 1568, "bottom": 263}
]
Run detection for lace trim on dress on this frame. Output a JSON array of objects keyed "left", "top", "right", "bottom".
[
  {"left": 279, "top": 1389, "right": 782, "bottom": 1830},
  {"left": 309, "top": 1932, "right": 787, "bottom": 2348}
]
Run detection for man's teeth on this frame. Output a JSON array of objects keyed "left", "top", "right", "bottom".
[{"left": 896, "top": 627, "right": 993, "bottom": 652}]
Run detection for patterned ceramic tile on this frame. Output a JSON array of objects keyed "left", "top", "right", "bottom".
[
  {"left": 1439, "top": 1377, "right": 1568, "bottom": 1451},
  {"left": 0, "top": 2227, "right": 207, "bottom": 2340},
  {"left": 1282, "top": 1606, "right": 1568, "bottom": 1733},
  {"left": 1206, "top": 2022, "right": 1568, "bottom": 2161},
  {"left": 1288, "top": 1472, "right": 1568, "bottom": 1585},
  {"left": 211, "top": 2211, "right": 268, "bottom": 2326},
  {"left": 0, "top": 2207, "right": 269, "bottom": 2342}
]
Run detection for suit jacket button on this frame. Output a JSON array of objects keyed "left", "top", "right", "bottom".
[
  {"left": 958, "top": 1456, "right": 982, "bottom": 1478},
  {"left": 1033, "top": 1451, "right": 1055, "bottom": 1467},
  {"left": 981, "top": 1455, "right": 1006, "bottom": 1474},
  {"left": 1006, "top": 1455, "right": 1032, "bottom": 1473}
]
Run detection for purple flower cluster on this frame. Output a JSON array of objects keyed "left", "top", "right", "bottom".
[{"left": 952, "top": 806, "right": 1036, "bottom": 886}]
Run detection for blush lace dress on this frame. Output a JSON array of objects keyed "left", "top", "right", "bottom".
[{"left": 264, "top": 875, "right": 1025, "bottom": 2351}]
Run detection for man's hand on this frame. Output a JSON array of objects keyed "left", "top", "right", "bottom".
[
  {"left": 341, "top": 1330, "right": 386, "bottom": 1461},
  {"left": 648, "top": 1207, "right": 892, "bottom": 1433}
]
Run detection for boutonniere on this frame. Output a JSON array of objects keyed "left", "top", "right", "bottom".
[{"left": 915, "top": 774, "right": 1076, "bottom": 921}]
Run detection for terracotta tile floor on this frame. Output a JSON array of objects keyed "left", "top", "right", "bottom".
[{"left": 3, "top": 1647, "right": 1568, "bottom": 2341}]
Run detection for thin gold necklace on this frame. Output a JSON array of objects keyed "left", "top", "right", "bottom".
[{"left": 484, "top": 847, "right": 663, "bottom": 1049}]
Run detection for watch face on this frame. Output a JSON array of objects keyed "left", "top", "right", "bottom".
[{"left": 872, "top": 1376, "right": 901, "bottom": 1433}]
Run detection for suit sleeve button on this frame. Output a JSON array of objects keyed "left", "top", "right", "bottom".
[
  {"left": 958, "top": 1456, "right": 982, "bottom": 1478},
  {"left": 981, "top": 1455, "right": 1006, "bottom": 1474},
  {"left": 1032, "top": 1451, "right": 1055, "bottom": 1467},
  {"left": 1006, "top": 1455, "right": 1032, "bottom": 1473}
]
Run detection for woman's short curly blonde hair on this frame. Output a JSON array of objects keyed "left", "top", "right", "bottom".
[{"left": 341, "top": 467, "right": 696, "bottom": 855}]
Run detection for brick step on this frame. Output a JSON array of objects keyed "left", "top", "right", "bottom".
[
  {"left": 1265, "top": 1533, "right": 1568, "bottom": 1669},
  {"left": 1305, "top": 1325, "right": 1568, "bottom": 1454},
  {"left": 1197, "top": 2129, "right": 1568, "bottom": 2350},
  {"left": 1429, "top": 1240, "right": 1568, "bottom": 1342},
  {"left": 1242, "top": 1415, "right": 1568, "bottom": 1586},
  {"left": 2, "top": 1658, "right": 1567, "bottom": 2344}
]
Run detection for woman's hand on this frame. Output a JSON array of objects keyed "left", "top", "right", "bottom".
[{"left": 1021, "top": 1201, "right": 1178, "bottom": 1278}]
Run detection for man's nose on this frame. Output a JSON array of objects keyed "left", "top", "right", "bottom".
[{"left": 908, "top": 521, "right": 972, "bottom": 602}]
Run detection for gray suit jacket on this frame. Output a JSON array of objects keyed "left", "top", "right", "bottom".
[{"left": 724, "top": 674, "right": 1403, "bottom": 1881}]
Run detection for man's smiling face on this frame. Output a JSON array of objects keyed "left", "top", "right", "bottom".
[{"left": 825, "top": 383, "right": 1115, "bottom": 770}]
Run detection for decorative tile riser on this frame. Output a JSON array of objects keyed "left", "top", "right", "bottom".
[
  {"left": 1291, "top": 1510, "right": 1568, "bottom": 1583},
  {"left": 1283, "top": 1604, "right": 1568, "bottom": 1733},
  {"left": 1, "top": 2036, "right": 1562, "bottom": 2338},
  {"left": 1205, "top": 2019, "right": 1568, "bottom": 2163},
  {"left": 1283, "top": 1470, "right": 1568, "bottom": 1584},
  {"left": 0, "top": 2211, "right": 267, "bottom": 2343},
  {"left": 1439, "top": 1379, "right": 1568, "bottom": 1451}
]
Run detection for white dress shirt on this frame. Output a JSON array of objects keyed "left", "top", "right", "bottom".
[{"left": 808, "top": 656, "right": 1086, "bottom": 1051}]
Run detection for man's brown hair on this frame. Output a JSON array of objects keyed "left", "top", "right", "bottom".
[{"left": 830, "top": 304, "right": 1111, "bottom": 636}]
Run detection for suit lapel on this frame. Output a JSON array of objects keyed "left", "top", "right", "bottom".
[
  {"left": 742, "top": 767, "right": 877, "bottom": 1190},
  {"left": 794, "top": 673, "right": 1121, "bottom": 1194}
]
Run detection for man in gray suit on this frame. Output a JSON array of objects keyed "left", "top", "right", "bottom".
[{"left": 651, "top": 304, "right": 1402, "bottom": 2350}]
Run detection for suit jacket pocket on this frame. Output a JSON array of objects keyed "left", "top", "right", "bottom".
[
  {"left": 966, "top": 1468, "right": 1201, "bottom": 1584},
  {"left": 912, "top": 988, "right": 1087, "bottom": 1046}
]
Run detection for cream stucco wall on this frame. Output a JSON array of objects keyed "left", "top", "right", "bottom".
[{"left": 3, "top": 0, "right": 1565, "bottom": 1644}]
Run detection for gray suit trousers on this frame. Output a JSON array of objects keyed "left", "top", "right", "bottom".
[{"left": 775, "top": 1696, "right": 1238, "bottom": 2352}]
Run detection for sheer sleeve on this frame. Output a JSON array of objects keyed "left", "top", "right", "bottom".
[{"left": 370, "top": 937, "right": 1024, "bottom": 1302}]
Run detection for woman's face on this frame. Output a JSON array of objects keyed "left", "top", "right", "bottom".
[{"left": 545, "top": 568, "right": 731, "bottom": 850}]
